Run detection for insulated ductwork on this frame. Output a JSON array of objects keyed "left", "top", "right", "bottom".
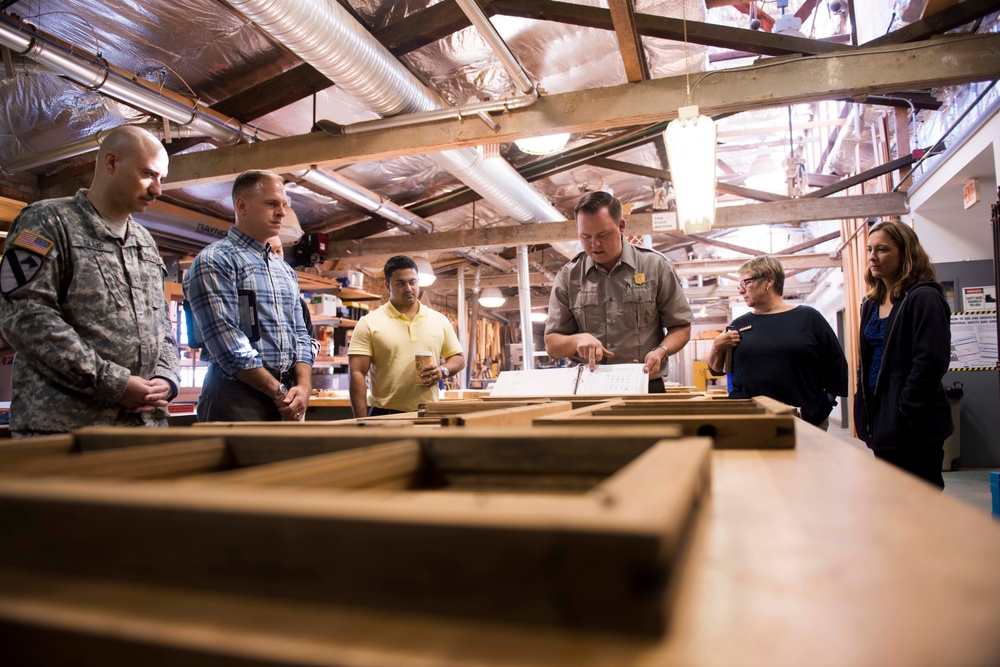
[
  {"left": 0, "top": 14, "right": 437, "bottom": 239},
  {"left": 1, "top": 123, "right": 204, "bottom": 175},
  {"left": 292, "top": 168, "right": 434, "bottom": 232},
  {"left": 225, "top": 0, "right": 578, "bottom": 259},
  {"left": 0, "top": 16, "right": 248, "bottom": 145}
]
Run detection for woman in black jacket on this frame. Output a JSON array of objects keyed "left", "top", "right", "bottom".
[{"left": 854, "top": 221, "right": 952, "bottom": 488}]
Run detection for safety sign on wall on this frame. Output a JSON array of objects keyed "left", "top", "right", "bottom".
[{"left": 949, "top": 310, "right": 998, "bottom": 371}]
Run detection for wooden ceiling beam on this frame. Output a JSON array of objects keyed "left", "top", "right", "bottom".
[
  {"left": 682, "top": 233, "right": 766, "bottom": 257},
  {"left": 403, "top": 125, "right": 667, "bottom": 220},
  {"left": 211, "top": 64, "right": 335, "bottom": 123},
  {"left": 864, "top": 0, "right": 1000, "bottom": 47},
  {"left": 780, "top": 231, "right": 841, "bottom": 255},
  {"left": 674, "top": 252, "right": 840, "bottom": 276},
  {"left": 588, "top": 157, "right": 668, "bottom": 181},
  {"left": 803, "top": 154, "right": 914, "bottom": 199},
  {"left": 161, "top": 34, "right": 1000, "bottom": 190},
  {"left": 327, "top": 192, "right": 905, "bottom": 259},
  {"left": 608, "top": 0, "right": 650, "bottom": 82},
  {"left": 374, "top": 0, "right": 480, "bottom": 57},
  {"left": 489, "top": 0, "right": 846, "bottom": 56}
]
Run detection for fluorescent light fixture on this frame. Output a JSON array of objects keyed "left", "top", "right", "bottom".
[
  {"left": 478, "top": 287, "right": 505, "bottom": 308},
  {"left": 514, "top": 132, "right": 571, "bottom": 156},
  {"left": 664, "top": 105, "right": 717, "bottom": 234},
  {"left": 414, "top": 257, "right": 436, "bottom": 286},
  {"left": 530, "top": 311, "right": 548, "bottom": 323}
]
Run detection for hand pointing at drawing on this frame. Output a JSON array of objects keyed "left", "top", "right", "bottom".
[{"left": 576, "top": 333, "right": 614, "bottom": 371}]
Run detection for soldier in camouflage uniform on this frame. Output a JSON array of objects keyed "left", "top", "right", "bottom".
[{"left": 0, "top": 126, "right": 179, "bottom": 438}]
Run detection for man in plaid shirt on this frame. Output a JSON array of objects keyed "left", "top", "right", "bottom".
[{"left": 183, "top": 170, "right": 314, "bottom": 422}]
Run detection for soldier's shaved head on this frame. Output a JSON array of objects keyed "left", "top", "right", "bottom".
[{"left": 88, "top": 125, "right": 168, "bottom": 222}]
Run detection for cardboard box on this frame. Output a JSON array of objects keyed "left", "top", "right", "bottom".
[{"left": 310, "top": 294, "right": 342, "bottom": 316}]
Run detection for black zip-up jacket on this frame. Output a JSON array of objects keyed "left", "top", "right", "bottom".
[{"left": 854, "top": 281, "right": 953, "bottom": 451}]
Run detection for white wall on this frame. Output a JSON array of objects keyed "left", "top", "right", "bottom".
[
  {"left": 907, "top": 110, "right": 1000, "bottom": 264},
  {"left": 808, "top": 269, "right": 847, "bottom": 333}
]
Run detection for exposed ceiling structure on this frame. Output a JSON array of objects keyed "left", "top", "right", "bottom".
[{"left": 1, "top": 0, "right": 999, "bottom": 324}]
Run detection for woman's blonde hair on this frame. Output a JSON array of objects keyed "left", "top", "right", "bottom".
[
  {"left": 738, "top": 255, "right": 785, "bottom": 296},
  {"left": 864, "top": 220, "right": 936, "bottom": 303}
]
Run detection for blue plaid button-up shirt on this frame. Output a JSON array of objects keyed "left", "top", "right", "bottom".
[{"left": 183, "top": 228, "right": 314, "bottom": 377}]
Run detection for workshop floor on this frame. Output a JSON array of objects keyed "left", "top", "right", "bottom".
[{"left": 827, "top": 424, "right": 996, "bottom": 517}]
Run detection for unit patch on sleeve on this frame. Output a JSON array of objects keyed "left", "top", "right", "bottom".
[{"left": 0, "top": 249, "right": 47, "bottom": 294}]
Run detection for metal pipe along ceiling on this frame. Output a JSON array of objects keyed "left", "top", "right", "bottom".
[
  {"left": 224, "top": 0, "right": 573, "bottom": 249},
  {"left": 0, "top": 15, "right": 435, "bottom": 236},
  {"left": 0, "top": 17, "right": 246, "bottom": 145},
  {"left": 454, "top": 0, "right": 535, "bottom": 96},
  {"left": 292, "top": 168, "right": 434, "bottom": 232},
  {"left": 1, "top": 124, "right": 204, "bottom": 175}
]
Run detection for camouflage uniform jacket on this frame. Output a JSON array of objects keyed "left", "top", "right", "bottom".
[{"left": 0, "top": 189, "right": 180, "bottom": 434}]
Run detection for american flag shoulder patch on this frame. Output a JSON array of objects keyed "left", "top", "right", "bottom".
[{"left": 13, "top": 230, "right": 55, "bottom": 257}]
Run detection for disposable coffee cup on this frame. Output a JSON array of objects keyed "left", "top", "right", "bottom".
[{"left": 414, "top": 352, "right": 436, "bottom": 382}]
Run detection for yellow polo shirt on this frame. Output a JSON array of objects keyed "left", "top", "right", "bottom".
[{"left": 348, "top": 301, "right": 463, "bottom": 412}]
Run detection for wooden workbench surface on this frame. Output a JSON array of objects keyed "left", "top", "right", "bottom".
[{"left": 2, "top": 421, "right": 999, "bottom": 666}]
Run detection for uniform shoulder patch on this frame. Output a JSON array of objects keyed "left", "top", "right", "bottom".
[
  {"left": 1, "top": 249, "right": 47, "bottom": 294},
  {"left": 12, "top": 230, "right": 55, "bottom": 257}
]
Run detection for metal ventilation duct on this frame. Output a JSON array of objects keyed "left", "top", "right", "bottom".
[
  {"left": 225, "top": 0, "right": 577, "bottom": 259},
  {"left": 0, "top": 124, "right": 203, "bottom": 175},
  {"left": 0, "top": 15, "right": 435, "bottom": 236},
  {"left": 0, "top": 16, "right": 247, "bottom": 146}
]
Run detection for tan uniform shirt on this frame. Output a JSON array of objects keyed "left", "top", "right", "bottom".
[{"left": 545, "top": 239, "right": 692, "bottom": 371}]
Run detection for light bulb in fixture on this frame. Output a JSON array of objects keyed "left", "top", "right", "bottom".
[
  {"left": 514, "top": 133, "right": 571, "bottom": 156},
  {"left": 530, "top": 311, "right": 548, "bottom": 323},
  {"left": 478, "top": 287, "right": 505, "bottom": 308},
  {"left": 413, "top": 257, "right": 436, "bottom": 287}
]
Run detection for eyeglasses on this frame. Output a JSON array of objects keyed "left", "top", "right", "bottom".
[{"left": 737, "top": 277, "right": 760, "bottom": 290}]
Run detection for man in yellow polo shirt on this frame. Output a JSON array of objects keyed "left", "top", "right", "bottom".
[{"left": 348, "top": 255, "right": 465, "bottom": 417}]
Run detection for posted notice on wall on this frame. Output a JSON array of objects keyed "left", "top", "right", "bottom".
[
  {"left": 949, "top": 310, "right": 998, "bottom": 370},
  {"left": 962, "top": 285, "right": 997, "bottom": 311}
]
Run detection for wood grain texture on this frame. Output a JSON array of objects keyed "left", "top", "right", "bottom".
[
  {"left": 0, "top": 423, "right": 997, "bottom": 665},
  {"left": 0, "top": 439, "right": 230, "bottom": 479},
  {"left": 0, "top": 433, "right": 708, "bottom": 636}
]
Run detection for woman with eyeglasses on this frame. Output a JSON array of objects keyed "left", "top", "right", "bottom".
[
  {"left": 708, "top": 255, "right": 847, "bottom": 429},
  {"left": 854, "top": 221, "right": 952, "bottom": 488}
]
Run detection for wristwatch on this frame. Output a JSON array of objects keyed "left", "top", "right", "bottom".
[
  {"left": 272, "top": 382, "right": 289, "bottom": 401},
  {"left": 439, "top": 366, "right": 450, "bottom": 378},
  {"left": 656, "top": 344, "right": 670, "bottom": 357}
]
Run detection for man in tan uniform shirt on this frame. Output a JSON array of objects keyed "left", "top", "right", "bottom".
[{"left": 544, "top": 191, "right": 693, "bottom": 392}]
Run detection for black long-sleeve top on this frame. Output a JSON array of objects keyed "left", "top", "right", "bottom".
[{"left": 727, "top": 305, "right": 848, "bottom": 426}]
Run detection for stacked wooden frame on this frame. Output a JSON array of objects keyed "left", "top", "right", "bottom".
[{"left": 0, "top": 426, "right": 709, "bottom": 644}]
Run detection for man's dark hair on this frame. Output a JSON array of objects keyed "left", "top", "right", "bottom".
[
  {"left": 383, "top": 255, "right": 418, "bottom": 281},
  {"left": 232, "top": 170, "right": 283, "bottom": 204},
  {"left": 574, "top": 191, "right": 623, "bottom": 221}
]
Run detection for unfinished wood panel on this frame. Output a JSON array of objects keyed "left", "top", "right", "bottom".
[
  {"left": 421, "top": 399, "right": 554, "bottom": 415},
  {"left": 185, "top": 440, "right": 421, "bottom": 490},
  {"left": 454, "top": 401, "right": 574, "bottom": 427},
  {"left": 0, "top": 435, "right": 76, "bottom": 465},
  {"left": 1, "top": 424, "right": 999, "bottom": 665},
  {"left": 0, "top": 439, "right": 230, "bottom": 480},
  {"left": 0, "top": 435, "right": 709, "bottom": 636},
  {"left": 536, "top": 398, "right": 796, "bottom": 449}
]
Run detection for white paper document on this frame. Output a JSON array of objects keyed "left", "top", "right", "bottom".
[{"left": 490, "top": 363, "right": 649, "bottom": 397}]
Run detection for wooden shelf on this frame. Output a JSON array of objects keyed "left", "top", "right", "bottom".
[
  {"left": 313, "top": 356, "right": 348, "bottom": 367},
  {"left": 295, "top": 270, "right": 380, "bottom": 301},
  {"left": 311, "top": 317, "right": 357, "bottom": 328}
]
